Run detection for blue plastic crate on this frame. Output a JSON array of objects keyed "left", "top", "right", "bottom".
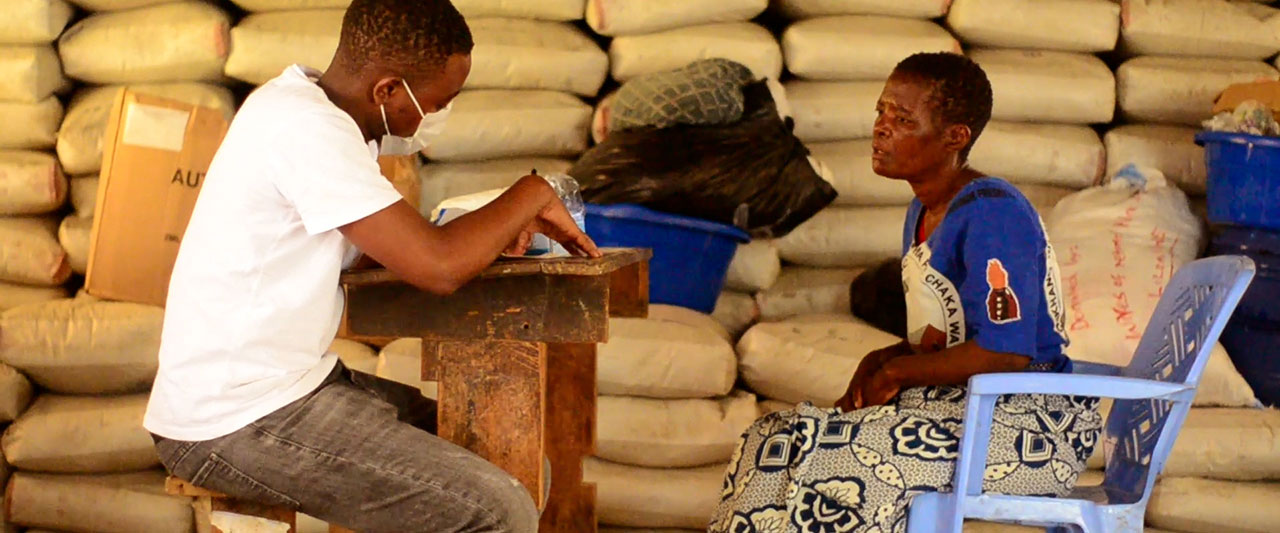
[
  {"left": 585, "top": 203, "right": 749, "bottom": 313},
  {"left": 1196, "top": 131, "right": 1280, "bottom": 230}
]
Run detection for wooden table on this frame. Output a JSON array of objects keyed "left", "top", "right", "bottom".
[{"left": 339, "top": 248, "right": 650, "bottom": 533}]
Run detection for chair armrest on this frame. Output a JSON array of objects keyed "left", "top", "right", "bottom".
[
  {"left": 968, "top": 373, "right": 1195, "bottom": 402},
  {"left": 1072, "top": 361, "right": 1122, "bottom": 376}
]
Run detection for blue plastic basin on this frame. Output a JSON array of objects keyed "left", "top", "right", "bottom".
[
  {"left": 585, "top": 203, "right": 749, "bottom": 313},
  {"left": 1196, "top": 131, "right": 1280, "bottom": 231},
  {"left": 1209, "top": 225, "right": 1280, "bottom": 324}
]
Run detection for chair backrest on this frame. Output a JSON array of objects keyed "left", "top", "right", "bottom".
[{"left": 1101, "top": 256, "right": 1255, "bottom": 503}]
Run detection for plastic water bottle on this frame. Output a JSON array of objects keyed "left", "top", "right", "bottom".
[{"left": 532, "top": 170, "right": 586, "bottom": 255}]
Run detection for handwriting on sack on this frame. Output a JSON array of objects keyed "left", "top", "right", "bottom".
[{"left": 1063, "top": 196, "right": 1182, "bottom": 341}]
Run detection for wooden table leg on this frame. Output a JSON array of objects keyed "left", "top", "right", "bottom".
[
  {"left": 435, "top": 339, "right": 548, "bottom": 508},
  {"left": 540, "top": 342, "right": 598, "bottom": 533}
]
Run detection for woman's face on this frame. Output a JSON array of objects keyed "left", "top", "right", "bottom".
[{"left": 871, "top": 73, "right": 961, "bottom": 181}]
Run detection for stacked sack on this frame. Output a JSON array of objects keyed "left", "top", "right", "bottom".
[
  {"left": 0, "top": 294, "right": 380, "bottom": 532},
  {"left": 52, "top": 0, "right": 238, "bottom": 288},
  {"left": 372, "top": 305, "right": 759, "bottom": 532},
  {"left": 417, "top": 0, "right": 605, "bottom": 213},
  {"left": 0, "top": 296, "right": 195, "bottom": 532},
  {"left": 946, "top": 0, "right": 1119, "bottom": 214},
  {"left": 1109, "top": 0, "right": 1280, "bottom": 202},
  {"left": 0, "top": 0, "right": 74, "bottom": 312},
  {"left": 763, "top": 0, "right": 956, "bottom": 326},
  {"left": 583, "top": 0, "right": 780, "bottom": 339}
]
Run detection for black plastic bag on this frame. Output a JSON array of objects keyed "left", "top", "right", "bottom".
[
  {"left": 849, "top": 257, "right": 907, "bottom": 338},
  {"left": 569, "top": 80, "right": 838, "bottom": 239}
]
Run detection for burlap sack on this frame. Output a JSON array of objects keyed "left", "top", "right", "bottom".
[
  {"left": 0, "top": 45, "right": 66, "bottom": 102},
  {"left": 1, "top": 0, "right": 73, "bottom": 44},
  {"left": 0, "top": 283, "right": 65, "bottom": 313},
  {"left": 737, "top": 314, "right": 900, "bottom": 406},
  {"left": 330, "top": 338, "right": 378, "bottom": 375},
  {"left": 5, "top": 470, "right": 195, "bottom": 533},
  {"left": 68, "top": 176, "right": 99, "bottom": 218},
  {"left": 756, "top": 266, "right": 864, "bottom": 321},
  {"left": 724, "top": 241, "right": 781, "bottom": 293},
  {"left": 585, "top": 457, "right": 724, "bottom": 530},
  {"left": 2, "top": 393, "right": 158, "bottom": 473},
  {"left": 600, "top": 312, "right": 737, "bottom": 399},
  {"left": 56, "top": 215, "right": 90, "bottom": 275},
  {"left": 57, "top": 1, "right": 231, "bottom": 84},
  {"left": 0, "top": 363, "right": 34, "bottom": 423},
  {"left": 597, "top": 391, "right": 759, "bottom": 468},
  {"left": 0, "top": 217, "right": 69, "bottom": 286},
  {"left": 0, "top": 98, "right": 61, "bottom": 150},
  {"left": 0, "top": 150, "right": 66, "bottom": 216},
  {"left": 1147, "top": 477, "right": 1280, "bottom": 533},
  {"left": 711, "top": 291, "right": 760, "bottom": 341},
  {"left": 0, "top": 299, "right": 163, "bottom": 394}
]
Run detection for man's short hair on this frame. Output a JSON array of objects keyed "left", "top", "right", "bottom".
[
  {"left": 891, "top": 52, "right": 993, "bottom": 160},
  {"left": 337, "top": 0, "right": 473, "bottom": 77}
]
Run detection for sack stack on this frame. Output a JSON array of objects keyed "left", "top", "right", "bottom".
[
  {"left": 0, "top": 1, "right": 73, "bottom": 312},
  {"left": 420, "top": 1, "right": 604, "bottom": 212},
  {"left": 946, "top": 0, "right": 1117, "bottom": 217},
  {"left": 582, "top": 0, "right": 781, "bottom": 338},
  {"left": 1109, "top": 0, "right": 1280, "bottom": 197},
  {"left": 716, "top": 2, "right": 941, "bottom": 327}
]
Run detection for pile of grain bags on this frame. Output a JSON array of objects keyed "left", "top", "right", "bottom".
[
  {"left": 946, "top": 0, "right": 1118, "bottom": 215},
  {"left": 587, "top": 304, "right": 759, "bottom": 530},
  {"left": 1110, "top": 0, "right": 1280, "bottom": 196},
  {"left": 767, "top": 2, "right": 953, "bottom": 322},
  {"left": 1, "top": 1, "right": 74, "bottom": 311},
  {"left": 0, "top": 295, "right": 380, "bottom": 531},
  {"left": 0, "top": 297, "right": 196, "bottom": 532},
  {"left": 51, "top": 0, "right": 238, "bottom": 295},
  {"left": 414, "top": 5, "right": 605, "bottom": 214},
  {"left": 581, "top": 0, "right": 784, "bottom": 336}
]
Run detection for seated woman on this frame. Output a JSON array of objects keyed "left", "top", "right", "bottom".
[{"left": 710, "top": 52, "right": 1101, "bottom": 533}]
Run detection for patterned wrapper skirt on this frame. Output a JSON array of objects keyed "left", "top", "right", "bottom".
[{"left": 711, "top": 386, "right": 1103, "bottom": 533}]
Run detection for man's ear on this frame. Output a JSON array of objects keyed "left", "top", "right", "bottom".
[
  {"left": 370, "top": 77, "right": 401, "bottom": 106},
  {"left": 943, "top": 123, "right": 972, "bottom": 155}
]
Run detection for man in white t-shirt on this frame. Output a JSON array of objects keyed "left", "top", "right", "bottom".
[{"left": 143, "top": 1, "right": 597, "bottom": 531}]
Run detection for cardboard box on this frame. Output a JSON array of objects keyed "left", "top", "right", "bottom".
[
  {"left": 1213, "top": 80, "right": 1280, "bottom": 114},
  {"left": 86, "top": 90, "right": 230, "bottom": 307},
  {"left": 378, "top": 154, "right": 422, "bottom": 213}
]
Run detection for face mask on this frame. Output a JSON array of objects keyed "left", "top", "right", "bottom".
[{"left": 379, "top": 79, "right": 451, "bottom": 156}]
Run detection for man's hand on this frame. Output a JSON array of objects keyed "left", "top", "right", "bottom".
[
  {"left": 527, "top": 196, "right": 601, "bottom": 258},
  {"left": 835, "top": 341, "right": 909, "bottom": 412}
]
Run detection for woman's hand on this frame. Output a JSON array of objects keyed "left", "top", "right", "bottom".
[
  {"left": 835, "top": 342, "right": 910, "bottom": 412},
  {"left": 857, "top": 367, "right": 902, "bottom": 409}
]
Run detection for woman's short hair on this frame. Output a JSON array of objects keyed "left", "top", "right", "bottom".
[{"left": 892, "top": 52, "right": 993, "bottom": 160}]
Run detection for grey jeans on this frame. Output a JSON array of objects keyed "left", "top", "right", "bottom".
[{"left": 153, "top": 362, "right": 539, "bottom": 533}]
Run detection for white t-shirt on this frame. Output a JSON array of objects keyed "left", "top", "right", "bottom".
[{"left": 144, "top": 65, "right": 405, "bottom": 441}]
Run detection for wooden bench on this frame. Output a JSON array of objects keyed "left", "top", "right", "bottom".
[{"left": 164, "top": 476, "right": 356, "bottom": 533}]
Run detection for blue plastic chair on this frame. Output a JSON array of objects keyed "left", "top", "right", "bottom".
[{"left": 906, "top": 256, "right": 1256, "bottom": 533}]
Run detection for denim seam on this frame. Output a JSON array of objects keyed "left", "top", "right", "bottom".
[
  {"left": 249, "top": 425, "right": 500, "bottom": 523},
  {"left": 193, "top": 452, "right": 302, "bottom": 508}
]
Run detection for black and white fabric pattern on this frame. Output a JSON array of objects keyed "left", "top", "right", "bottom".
[{"left": 710, "top": 386, "right": 1102, "bottom": 533}]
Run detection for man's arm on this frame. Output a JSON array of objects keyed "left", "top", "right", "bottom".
[{"left": 339, "top": 175, "right": 593, "bottom": 295}]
